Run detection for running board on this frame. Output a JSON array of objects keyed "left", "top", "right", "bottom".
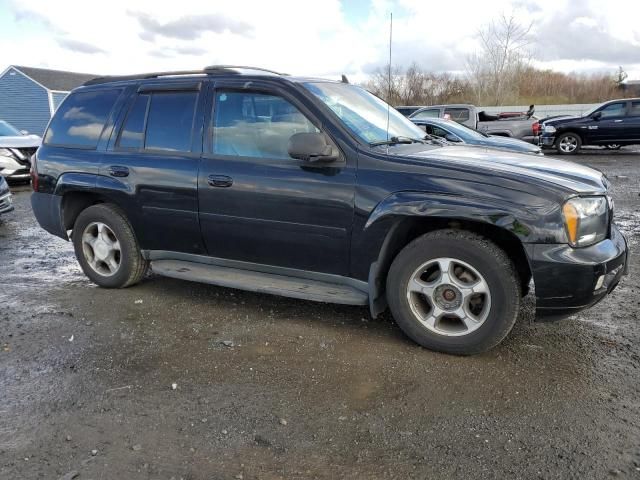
[{"left": 151, "top": 259, "right": 368, "bottom": 306}]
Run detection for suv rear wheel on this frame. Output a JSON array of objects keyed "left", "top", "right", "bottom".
[
  {"left": 556, "top": 132, "right": 582, "bottom": 154},
  {"left": 72, "top": 204, "right": 148, "bottom": 288},
  {"left": 386, "top": 230, "right": 520, "bottom": 355}
]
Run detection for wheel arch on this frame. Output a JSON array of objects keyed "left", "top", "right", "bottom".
[
  {"left": 55, "top": 173, "right": 133, "bottom": 232},
  {"left": 365, "top": 194, "right": 533, "bottom": 318}
]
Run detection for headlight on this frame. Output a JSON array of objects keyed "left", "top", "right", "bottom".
[
  {"left": 544, "top": 125, "right": 556, "bottom": 133},
  {"left": 0, "top": 148, "right": 14, "bottom": 157},
  {"left": 562, "top": 196, "right": 608, "bottom": 247}
]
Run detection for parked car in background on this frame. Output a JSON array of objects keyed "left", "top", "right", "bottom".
[
  {"left": 411, "top": 117, "right": 543, "bottom": 156},
  {"left": 395, "top": 105, "right": 423, "bottom": 117},
  {"left": 409, "top": 104, "right": 539, "bottom": 143},
  {"left": 31, "top": 66, "right": 627, "bottom": 355},
  {"left": 539, "top": 98, "right": 640, "bottom": 154},
  {"left": 0, "top": 120, "right": 41, "bottom": 181},
  {"left": 0, "top": 175, "right": 13, "bottom": 215}
]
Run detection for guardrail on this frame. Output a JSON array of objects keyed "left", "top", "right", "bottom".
[{"left": 480, "top": 104, "right": 599, "bottom": 119}]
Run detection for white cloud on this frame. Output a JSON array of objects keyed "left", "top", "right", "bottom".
[{"left": 3, "top": 0, "right": 640, "bottom": 80}]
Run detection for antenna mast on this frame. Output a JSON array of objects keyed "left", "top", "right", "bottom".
[{"left": 386, "top": 12, "right": 393, "bottom": 150}]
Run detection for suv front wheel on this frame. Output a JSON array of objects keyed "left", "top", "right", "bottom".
[
  {"left": 72, "top": 204, "right": 148, "bottom": 288},
  {"left": 386, "top": 230, "right": 521, "bottom": 355}
]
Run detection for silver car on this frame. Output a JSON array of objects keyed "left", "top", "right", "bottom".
[
  {"left": 0, "top": 120, "right": 41, "bottom": 181},
  {"left": 0, "top": 175, "right": 13, "bottom": 215}
]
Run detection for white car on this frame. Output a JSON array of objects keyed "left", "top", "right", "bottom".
[{"left": 0, "top": 120, "right": 41, "bottom": 181}]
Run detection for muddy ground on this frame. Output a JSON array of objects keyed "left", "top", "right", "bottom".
[{"left": 1, "top": 149, "right": 639, "bottom": 479}]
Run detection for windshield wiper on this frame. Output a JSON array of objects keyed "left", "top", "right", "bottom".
[{"left": 370, "top": 136, "right": 425, "bottom": 147}]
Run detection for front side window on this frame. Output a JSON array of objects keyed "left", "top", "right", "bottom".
[
  {"left": 44, "top": 89, "right": 120, "bottom": 148},
  {"left": 599, "top": 102, "right": 626, "bottom": 119},
  {"left": 212, "top": 91, "right": 317, "bottom": 159},
  {"left": 431, "top": 125, "right": 450, "bottom": 138}
]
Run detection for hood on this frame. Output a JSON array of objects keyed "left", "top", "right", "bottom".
[
  {"left": 402, "top": 145, "right": 607, "bottom": 194},
  {"left": 0, "top": 134, "right": 41, "bottom": 148},
  {"left": 542, "top": 115, "right": 583, "bottom": 126},
  {"left": 485, "top": 135, "right": 541, "bottom": 153}
]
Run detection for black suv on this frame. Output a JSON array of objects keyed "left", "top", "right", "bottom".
[
  {"left": 31, "top": 66, "right": 628, "bottom": 355},
  {"left": 540, "top": 98, "right": 640, "bottom": 154}
]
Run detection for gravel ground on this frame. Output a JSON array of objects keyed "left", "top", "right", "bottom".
[{"left": 1, "top": 148, "right": 639, "bottom": 479}]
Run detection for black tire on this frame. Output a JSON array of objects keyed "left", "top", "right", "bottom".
[
  {"left": 386, "top": 230, "right": 521, "bottom": 355},
  {"left": 72, "top": 203, "right": 148, "bottom": 288},
  {"left": 555, "top": 132, "right": 582, "bottom": 155}
]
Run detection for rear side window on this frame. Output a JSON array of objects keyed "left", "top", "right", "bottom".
[
  {"left": 117, "top": 91, "right": 197, "bottom": 152},
  {"left": 44, "top": 89, "right": 120, "bottom": 148},
  {"left": 118, "top": 94, "right": 150, "bottom": 149},
  {"left": 444, "top": 108, "right": 470, "bottom": 123},
  {"left": 630, "top": 101, "right": 640, "bottom": 117}
]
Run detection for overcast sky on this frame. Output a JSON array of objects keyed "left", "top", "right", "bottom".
[{"left": 1, "top": 0, "right": 639, "bottom": 81}]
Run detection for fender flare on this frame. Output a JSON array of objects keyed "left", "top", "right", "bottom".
[{"left": 364, "top": 191, "right": 535, "bottom": 318}]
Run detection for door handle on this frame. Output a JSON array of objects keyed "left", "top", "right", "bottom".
[
  {"left": 614, "top": 119, "right": 623, "bottom": 123},
  {"left": 108, "top": 165, "right": 129, "bottom": 177},
  {"left": 207, "top": 174, "right": 233, "bottom": 188}
]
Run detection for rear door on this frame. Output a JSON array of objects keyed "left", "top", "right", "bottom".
[
  {"left": 103, "top": 82, "right": 207, "bottom": 254},
  {"left": 197, "top": 80, "right": 355, "bottom": 275},
  {"left": 627, "top": 100, "right": 640, "bottom": 142}
]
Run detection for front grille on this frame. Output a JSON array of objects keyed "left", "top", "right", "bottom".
[
  {"left": 18, "top": 147, "right": 38, "bottom": 158},
  {"left": 0, "top": 193, "right": 12, "bottom": 211}
]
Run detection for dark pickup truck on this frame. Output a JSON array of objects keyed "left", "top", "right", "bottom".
[
  {"left": 540, "top": 98, "right": 640, "bottom": 154},
  {"left": 31, "top": 66, "right": 628, "bottom": 355}
]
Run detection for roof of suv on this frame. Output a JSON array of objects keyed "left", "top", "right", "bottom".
[{"left": 82, "top": 65, "right": 342, "bottom": 88}]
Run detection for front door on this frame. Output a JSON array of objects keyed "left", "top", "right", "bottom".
[
  {"left": 589, "top": 101, "right": 628, "bottom": 144},
  {"left": 198, "top": 82, "right": 355, "bottom": 275}
]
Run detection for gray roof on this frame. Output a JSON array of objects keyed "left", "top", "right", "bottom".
[{"left": 12, "top": 65, "right": 98, "bottom": 91}]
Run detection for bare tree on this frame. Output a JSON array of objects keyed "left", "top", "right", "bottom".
[{"left": 467, "top": 14, "right": 534, "bottom": 106}]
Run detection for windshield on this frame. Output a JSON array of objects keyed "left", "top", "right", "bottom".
[
  {"left": 0, "top": 121, "right": 21, "bottom": 136},
  {"left": 303, "top": 82, "right": 427, "bottom": 144}
]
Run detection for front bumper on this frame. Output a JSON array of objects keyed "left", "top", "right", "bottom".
[
  {"left": 539, "top": 135, "right": 555, "bottom": 147},
  {"left": 0, "top": 192, "right": 14, "bottom": 214},
  {"left": 526, "top": 224, "right": 628, "bottom": 319}
]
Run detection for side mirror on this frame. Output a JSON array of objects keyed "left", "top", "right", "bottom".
[
  {"left": 288, "top": 132, "right": 339, "bottom": 163},
  {"left": 592, "top": 111, "right": 602, "bottom": 120},
  {"left": 445, "top": 133, "right": 462, "bottom": 143},
  {"left": 20, "top": 130, "right": 29, "bottom": 135}
]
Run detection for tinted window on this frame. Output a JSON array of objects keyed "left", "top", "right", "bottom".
[
  {"left": 145, "top": 92, "right": 197, "bottom": 152},
  {"left": 118, "top": 94, "right": 150, "bottom": 149},
  {"left": 599, "top": 102, "right": 626, "bottom": 118},
  {"left": 44, "top": 89, "right": 120, "bottom": 148},
  {"left": 412, "top": 109, "right": 440, "bottom": 120},
  {"left": 212, "top": 91, "right": 317, "bottom": 159},
  {"left": 431, "top": 125, "right": 450, "bottom": 137},
  {"left": 630, "top": 101, "right": 640, "bottom": 117},
  {"left": 444, "top": 108, "right": 470, "bottom": 123}
]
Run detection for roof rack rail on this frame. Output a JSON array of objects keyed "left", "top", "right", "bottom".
[
  {"left": 204, "top": 65, "right": 287, "bottom": 75},
  {"left": 83, "top": 65, "right": 286, "bottom": 87}
]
